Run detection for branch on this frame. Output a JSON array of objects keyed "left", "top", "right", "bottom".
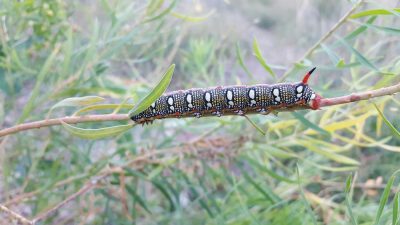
[{"left": 0, "top": 82, "right": 399, "bottom": 138}]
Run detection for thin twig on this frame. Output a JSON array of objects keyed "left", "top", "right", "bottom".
[
  {"left": 279, "top": 0, "right": 364, "bottom": 82},
  {"left": 30, "top": 175, "right": 105, "bottom": 224},
  {"left": 0, "top": 81, "right": 399, "bottom": 138},
  {"left": 0, "top": 204, "right": 33, "bottom": 225}
]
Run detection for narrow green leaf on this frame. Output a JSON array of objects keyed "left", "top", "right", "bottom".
[
  {"left": 73, "top": 104, "right": 134, "bottom": 116},
  {"left": 244, "top": 115, "right": 266, "bottom": 136},
  {"left": 48, "top": 96, "right": 105, "bottom": 117},
  {"left": 350, "top": 20, "right": 400, "bottom": 35},
  {"left": 345, "top": 16, "right": 377, "bottom": 41},
  {"left": 393, "top": 192, "right": 399, "bottom": 225},
  {"left": 252, "top": 37, "right": 276, "bottom": 78},
  {"left": 321, "top": 44, "right": 345, "bottom": 67},
  {"left": 125, "top": 184, "right": 152, "bottom": 214},
  {"left": 146, "top": 0, "right": 165, "bottom": 15},
  {"left": 18, "top": 45, "right": 60, "bottom": 123},
  {"left": 235, "top": 43, "right": 254, "bottom": 79},
  {"left": 129, "top": 64, "right": 175, "bottom": 117},
  {"left": 296, "top": 164, "right": 318, "bottom": 225},
  {"left": 171, "top": 10, "right": 215, "bottom": 22},
  {"left": 374, "top": 170, "right": 400, "bottom": 225},
  {"left": 61, "top": 121, "right": 134, "bottom": 139},
  {"left": 345, "top": 174, "right": 358, "bottom": 225},
  {"left": 374, "top": 104, "right": 400, "bottom": 139},
  {"left": 143, "top": 0, "right": 176, "bottom": 23},
  {"left": 292, "top": 111, "right": 331, "bottom": 138},
  {"left": 350, "top": 8, "right": 400, "bottom": 19},
  {"left": 336, "top": 37, "right": 392, "bottom": 75}
]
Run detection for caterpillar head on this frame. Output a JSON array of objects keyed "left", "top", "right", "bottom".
[{"left": 295, "top": 67, "right": 321, "bottom": 110}]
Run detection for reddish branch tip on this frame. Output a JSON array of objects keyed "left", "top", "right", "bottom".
[{"left": 302, "top": 67, "right": 316, "bottom": 84}]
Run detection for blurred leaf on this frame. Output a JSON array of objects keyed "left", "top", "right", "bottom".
[
  {"left": 345, "top": 174, "right": 358, "bottom": 225},
  {"left": 171, "top": 10, "right": 215, "bottom": 22},
  {"left": 296, "top": 165, "right": 317, "bottom": 225},
  {"left": 292, "top": 111, "right": 331, "bottom": 137},
  {"left": 60, "top": 121, "right": 134, "bottom": 139},
  {"left": 244, "top": 115, "right": 266, "bottom": 135},
  {"left": 350, "top": 8, "right": 400, "bottom": 19},
  {"left": 235, "top": 43, "right": 254, "bottom": 79},
  {"left": 297, "top": 140, "right": 360, "bottom": 166},
  {"left": 336, "top": 37, "right": 392, "bottom": 75},
  {"left": 374, "top": 170, "right": 400, "bottom": 225},
  {"left": 320, "top": 44, "right": 345, "bottom": 67},
  {"left": 240, "top": 167, "right": 280, "bottom": 203},
  {"left": 125, "top": 184, "right": 152, "bottom": 214},
  {"left": 18, "top": 45, "right": 61, "bottom": 123},
  {"left": 143, "top": 0, "right": 176, "bottom": 23},
  {"left": 146, "top": 0, "right": 165, "bottom": 15},
  {"left": 253, "top": 37, "right": 276, "bottom": 78},
  {"left": 350, "top": 20, "right": 400, "bottom": 35},
  {"left": 345, "top": 16, "right": 377, "bottom": 40},
  {"left": 374, "top": 104, "right": 400, "bottom": 139},
  {"left": 48, "top": 96, "right": 105, "bottom": 117},
  {"left": 129, "top": 64, "right": 175, "bottom": 117},
  {"left": 393, "top": 192, "right": 400, "bottom": 225}
]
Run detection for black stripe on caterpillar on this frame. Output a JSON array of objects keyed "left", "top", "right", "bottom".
[{"left": 131, "top": 68, "right": 321, "bottom": 124}]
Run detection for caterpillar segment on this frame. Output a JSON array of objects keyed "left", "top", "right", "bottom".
[{"left": 131, "top": 68, "right": 321, "bottom": 124}]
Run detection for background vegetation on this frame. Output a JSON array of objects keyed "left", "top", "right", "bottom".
[{"left": 0, "top": 0, "right": 400, "bottom": 224}]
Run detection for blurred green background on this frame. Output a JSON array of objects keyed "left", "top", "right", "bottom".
[{"left": 0, "top": 0, "right": 400, "bottom": 224}]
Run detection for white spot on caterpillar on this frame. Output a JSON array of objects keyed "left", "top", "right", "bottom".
[
  {"left": 168, "top": 97, "right": 174, "bottom": 105},
  {"left": 250, "top": 100, "right": 256, "bottom": 105},
  {"left": 296, "top": 93, "right": 302, "bottom": 98},
  {"left": 207, "top": 102, "right": 212, "bottom": 108},
  {"left": 205, "top": 92, "right": 211, "bottom": 102},
  {"left": 188, "top": 103, "right": 193, "bottom": 108},
  {"left": 249, "top": 89, "right": 255, "bottom": 99},
  {"left": 151, "top": 102, "right": 156, "bottom": 108},
  {"left": 310, "top": 93, "right": 316, "bottom": 100},
  {"left": 170, "top": 106, "right": 175, "bottom": 111},
  {"left": 152, "top": 109, "right": 156, "bottom": 113},
  {"left": 273, "top": 88, "right": 280, "bottom": 97},
  {"left": 228, "top": 101, "right": 234, "bottom": 106},
  {"left": 275, "top": 97, "right": 281, "bottom": 102},
  {"left": 186, "top": 94, "right": 192, "bottom": 103},
  {"left": 296, "top": 85, "right": 304, "bottom": 93},
  {"left": 226, "top": 90, "right": 233, "bottom": 101}
]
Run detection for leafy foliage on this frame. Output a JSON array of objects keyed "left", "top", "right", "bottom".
[{"left": 0, "top": 0, "right": 400, "bottom": 224}]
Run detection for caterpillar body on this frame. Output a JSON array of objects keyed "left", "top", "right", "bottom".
[{"left": 131, "top": 68, "right": 321, "bottom": 124}]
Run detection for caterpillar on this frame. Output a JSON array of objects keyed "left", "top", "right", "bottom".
[{"left": 131, "top": 67, "right": 321, "bottom": 124}]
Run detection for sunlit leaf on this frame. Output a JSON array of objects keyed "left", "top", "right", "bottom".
[
  {"left": 171, "top": 10, "right": 215, "bottom": 22},
  {"left": 73, "top": 104, "right": 133, "bottom": 116},
  {"left": 393, "top": 192, "right": 400, "bottom": 225},
  {"left": 252, "top": 37, "right": 276, "bottom": 78},
  {"left": 350, "top": 8, "right": 400, "bottom": 19},
  {"left": 61, "top": 121, "right": 134, "bottom": 139},
  {"left": 129, "top": 64, "right": 175, "bottom": 117},
  {"left": 244, "top": 115, "right": 265, "bottom": 135},
  {"left": 292, "top": 112, "right": 331, "bottom": 137},
  {"left": 345, "top": 174, "right": 358, "bottom": 225}
]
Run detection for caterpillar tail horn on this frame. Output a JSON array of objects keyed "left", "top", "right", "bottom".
[{"left": 302, "top": 67, "right": 316, "bottom": 84}]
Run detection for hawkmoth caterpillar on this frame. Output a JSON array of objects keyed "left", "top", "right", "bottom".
[{"left": 131, "top": 68, "right": 321, "bottom": 124}]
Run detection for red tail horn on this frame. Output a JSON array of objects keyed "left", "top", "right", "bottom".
[{"left": 302, "top": 67, "right": 316, "bottom": 84}]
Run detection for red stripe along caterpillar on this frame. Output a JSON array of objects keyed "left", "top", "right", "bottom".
[{"left": 131, "top": 67, "right": 322, "bottom": 124}]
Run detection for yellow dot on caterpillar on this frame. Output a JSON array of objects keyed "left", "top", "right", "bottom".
[
  {"left": 205, "top": 92, "right": 211, "bottom": 102},
  {"left": 168, "top": 97, "right": 174, "bottom": 105},
  {"left": 249, "top": 89, "right": 255, "bottom": 99},
  {"left": 226, "top": 90, "right": 233, "bottom": 100},
  {"left": 273, "top": 88, "right": 280, "bottom": 97}
]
